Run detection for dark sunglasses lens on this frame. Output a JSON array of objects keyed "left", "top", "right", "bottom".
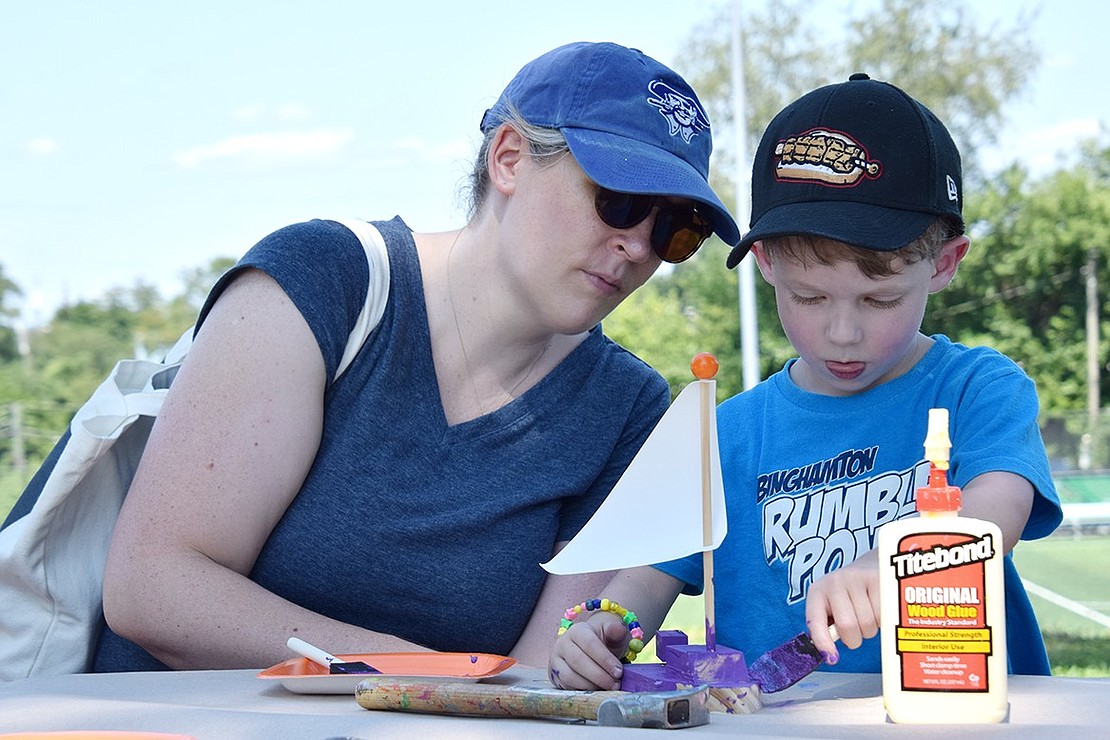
[
  {"left": 595, "top": 188, "right": 654, "bottom": 229},
  {"left": 652, "top": 207, "right": 713, "bottom": 263}
]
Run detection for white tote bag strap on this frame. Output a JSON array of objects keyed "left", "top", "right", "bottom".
[
  {"left": 0, "top": 218, "right": 391, "bottom": 681},
  {"left": 71, "top": 324, "right": 192, "bottom": 439},
  {"left": 330, "top": 218, "right": 390, "bottom": 381}
]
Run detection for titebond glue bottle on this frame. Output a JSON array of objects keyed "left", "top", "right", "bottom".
[{"left": 878, "top": 408, "right": 1008, "bottom": 723}]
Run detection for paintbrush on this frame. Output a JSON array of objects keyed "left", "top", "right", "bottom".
[
  {"left": 747, "top": 626, "right": 840, "bottom": 693},
  {"left": 287, "top": 637, "right": 381, "bottom": 675}
]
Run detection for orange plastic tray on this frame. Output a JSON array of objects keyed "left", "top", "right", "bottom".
[{"left": 257, "top": 651, "right": 516, "bottom": 694}]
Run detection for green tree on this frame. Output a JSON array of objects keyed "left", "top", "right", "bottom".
[
  {"left": 924, "top": 137, "right": 1110, "bottom": 465},
  {"left": 843, "top": 0, "right": 1039, "bottom": 183},
  {"left": 686, "top": 0, "right": 1039, "bottom": 181},
  {"left": 0, "top": 264, "right": 23, "bottom": 363},
  {"left": 9, "top": 257, "right": 235, "bottom": 461}
]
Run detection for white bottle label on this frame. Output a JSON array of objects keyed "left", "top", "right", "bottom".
[{"left": 889, "top": 531, "right": 997, "bottom": 692}]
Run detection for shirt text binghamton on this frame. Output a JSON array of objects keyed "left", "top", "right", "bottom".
[{"left": 757, "top": 447, "right": 879, "bottom": 503}]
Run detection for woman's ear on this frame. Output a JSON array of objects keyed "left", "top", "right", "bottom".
[
  {"left": 929, "top": 235, "right": 971, "bottom": 293},
  {"left": 487, "top": 124, "right": 525, "bottom": 196}
]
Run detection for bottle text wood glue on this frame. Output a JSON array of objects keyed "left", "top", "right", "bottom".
[{"left": 878, "top": 408, "right": 1008, "bottom": 723}]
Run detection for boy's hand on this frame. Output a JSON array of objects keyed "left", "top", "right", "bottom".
[
  {"left": 804, "top": 549, "right": 880, "bottom": 664},
  {"left": 548, "top": 613, "right": 628, "bottom": 690}
]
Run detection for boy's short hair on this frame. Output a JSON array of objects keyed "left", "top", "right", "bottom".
[
  {"left": 727, "top": 73, "right": 965, "bottom": 269},
  {"left": 760, "top": 217, "right": 955, "bottom": 279}
]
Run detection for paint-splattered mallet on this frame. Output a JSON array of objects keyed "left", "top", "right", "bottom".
[{"left": 355, "top": 679, "right": 711, "bottom": 729}]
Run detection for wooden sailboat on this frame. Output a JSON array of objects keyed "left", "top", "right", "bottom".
[{"left": 542, "top": 354, "right": 762, "bottom": 712}]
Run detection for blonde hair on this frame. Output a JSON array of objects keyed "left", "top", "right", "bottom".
[
  {"left": 760, "top": 219, "right": 959, "bottom": 278},
  {"left": 466, "top": 104, "right": 570, "bottom": 218}
]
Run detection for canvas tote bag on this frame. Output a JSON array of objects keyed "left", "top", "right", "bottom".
[{"left": 0, "top": 218, "right": 390, "bottom": 680}]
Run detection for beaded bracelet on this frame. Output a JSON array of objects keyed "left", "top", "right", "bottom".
[{"left": 558, "top": 598, "right": 645, "bottom": 663}]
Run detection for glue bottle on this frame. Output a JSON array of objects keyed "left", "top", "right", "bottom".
[{"left": 877, "top": 408, "right": 1008, "bottom": 723}]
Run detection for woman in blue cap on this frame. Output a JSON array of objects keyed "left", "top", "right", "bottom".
[{"left": 93, "top": 42, "right": 739, "bottom": 672}]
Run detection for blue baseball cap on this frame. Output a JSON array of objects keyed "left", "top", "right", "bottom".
[
  {"left": 727, "top": 73, "right": 964, "bottom": 268},
  {"left": 481, "top": 42, "right": 740, "bottom": 247}
]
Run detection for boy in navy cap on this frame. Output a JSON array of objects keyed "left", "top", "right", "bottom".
[{"left": 549, "top": 75, "right": 1062, "bottom": 690}]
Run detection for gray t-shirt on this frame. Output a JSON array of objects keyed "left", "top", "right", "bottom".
[{"left": 92, "top": 217, "right": 669, "bottom": 671}]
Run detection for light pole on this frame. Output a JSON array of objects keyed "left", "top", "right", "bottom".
[{"left": 732, "top": 1, "right": 759, "bottom": 390}]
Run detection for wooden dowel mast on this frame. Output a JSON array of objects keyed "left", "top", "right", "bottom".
[{"left": 699, "top": 379, "right": 716, "bottom": 652}]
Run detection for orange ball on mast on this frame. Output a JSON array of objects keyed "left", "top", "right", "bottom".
[{"left": 690, "top": 352, "right": 719, "bottom": 380}]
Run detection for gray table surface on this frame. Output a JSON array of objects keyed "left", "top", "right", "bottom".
[{"left": 1, "top": 666, "right": 1106, "bottom": 739}]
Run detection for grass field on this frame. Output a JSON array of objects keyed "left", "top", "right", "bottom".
[
  {"left": 1014, "top": 535, "right": 1110, "bottom": 675},
  {"left": 1012, "top": 536, "right": 1110, "bottom": 636}
]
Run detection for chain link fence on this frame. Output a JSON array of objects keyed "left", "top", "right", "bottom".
[{"left": 1042, "top": 411, "right": 1110, "bottom": 475}]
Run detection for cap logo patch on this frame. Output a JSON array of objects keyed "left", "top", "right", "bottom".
[
  {"left": 647, "top": 79, "right": 710, "bottom": 143},
  {"left": 946, "top": 174, "right": 959, "bottom": 202},
  {"left": 773, "top": 128, "right": 881, "bottom": 186}
]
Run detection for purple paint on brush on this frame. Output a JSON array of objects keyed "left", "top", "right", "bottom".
[{"left": 747, "top": 633, "right": 826, "bottom": 693}]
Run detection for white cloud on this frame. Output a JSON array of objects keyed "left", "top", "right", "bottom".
[
  {"left": 983, "top": 117, "right": 1103, "bottom": 176},
  {"left": 25, "top": 137, "right": 60, "bottom": 156},
  {"left": 232, "top": 105, "right": 267, "bottom": 121},
  {"left": 1037, "top": 118, "right": 1102, "bottom": 142},
  {"left": 1044, "top": 51, "right": 1079, "bottom": 72},
  {"left": 232, "top": 103, "right": 312, "bottom": 122},
  {"left": 275, "top": 103, "right": 311, "bottom": 121},
  {"left": 172, "top": 128, "right": 354, "bottom": 168},
  {"left": 393, "top": 135, "right": 474, "bottom": 163}
]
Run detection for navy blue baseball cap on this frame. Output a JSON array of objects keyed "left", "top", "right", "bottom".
[
  {"left": 481, "top": 42, "right": 740, "bottom": 247},
  {"left": 726, "top": 73, "right": 964, "bottom": 268}
]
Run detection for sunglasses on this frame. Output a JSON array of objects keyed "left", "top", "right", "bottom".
[{"left": 594, "top": 186, "right": 714, "bottom": 263}]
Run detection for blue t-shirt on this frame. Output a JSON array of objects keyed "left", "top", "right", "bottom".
[
  {"left": 657, "top": 336, "right": 1062, "bottom": 675},
  {"left": 92, "top": 217, "right": 670, "bottom": 672}
]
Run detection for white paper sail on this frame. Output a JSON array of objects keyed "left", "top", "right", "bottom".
[{"left": 541, "top": 379, "right": 726, "bottom": 575}]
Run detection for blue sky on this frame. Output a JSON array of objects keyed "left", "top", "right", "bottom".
[{"left": 3, "top": 1, "right": 1107, "bottom": 327}]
